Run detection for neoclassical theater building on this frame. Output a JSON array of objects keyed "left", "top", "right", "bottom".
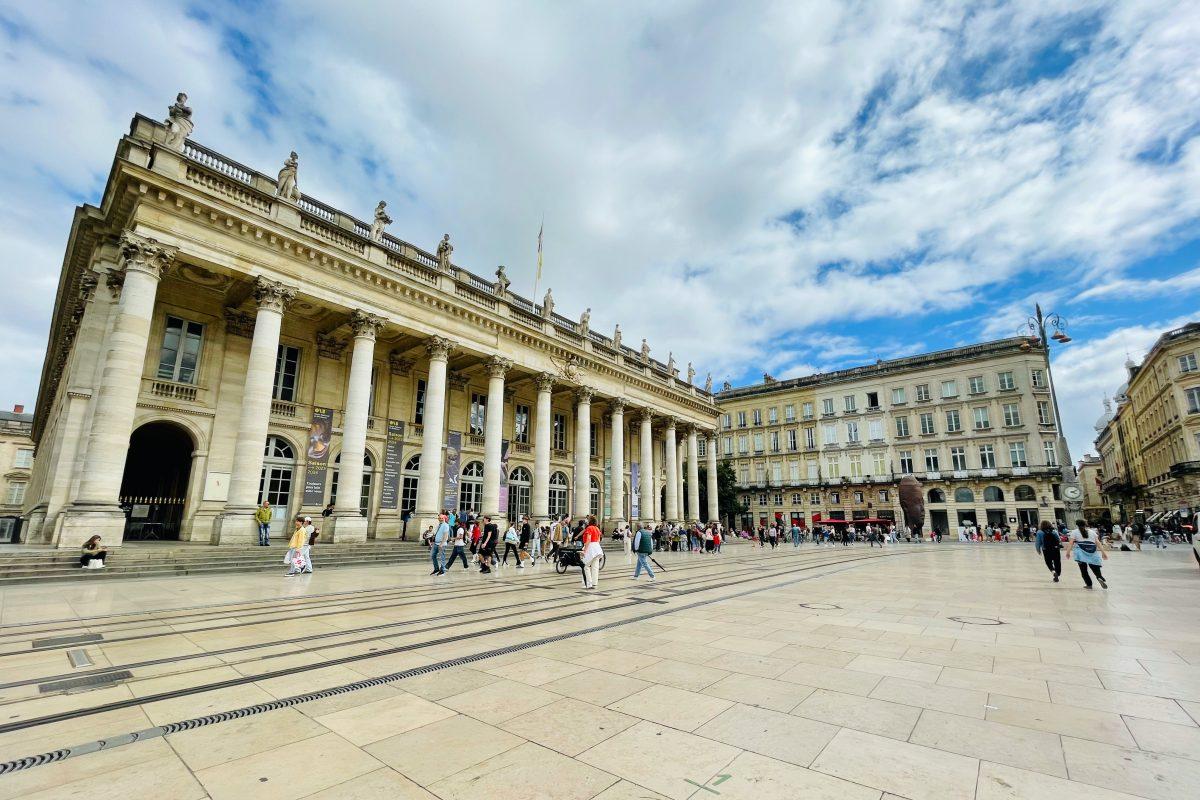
[{"left": 25, "top": 97, "right": 719, "bottom": 547}]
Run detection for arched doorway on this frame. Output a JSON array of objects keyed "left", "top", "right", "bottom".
[
  {"left": 548, "top": 471, "right": 569, "bottom": 519},
  {"left": 461, "top": 461, "right": 484, "bottom": 515},
  {"left": 258, "top": 435, "right": 297, "bottom": 538},
  {"left": 507, "top": 466, "right": 531, "bottom": 521},
  {"left": 589, "top": 475, "right": 601, "bottom": 517},
  {"left": 331, "top": 451, "right": 373, "bottom": 517},
  {"left": 119, "top": 421, "right": 194, "bottom": 541}
]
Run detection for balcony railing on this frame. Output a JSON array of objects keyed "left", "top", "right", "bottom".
[{"left": 144, "top": 378, "right": 201, "bottom": 403}]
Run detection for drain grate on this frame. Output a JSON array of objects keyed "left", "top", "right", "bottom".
[
  {"left": 31, "top": 634, "right": 102, "bottom": 650},
  {"left": 66, "top": 649, "right": 93, "bottom": 669},
  {"left": 38, "top": 671, "right": 132, "bottom": 694}
]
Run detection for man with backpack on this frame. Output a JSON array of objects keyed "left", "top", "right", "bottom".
[
  {"left": 1035, "top": 520, "right": 1062, "bottom": 583},
  {"left": 631, "top": 521, "right": 656, "bottom": 581}
]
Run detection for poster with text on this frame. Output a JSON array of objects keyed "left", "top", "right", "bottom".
[
  {"left": 302, "top": 406, "right": 334, "bottom": 505},
  {"left": 442, "top": 431, "right": 462, "bottom": 513},
  {"left": 603, "top": 458, "right": 612, "bottom": 518},
  {"left": 379, "top": 419, "right": 404, "bottom": 510},
  {"left": 498, "top": 439, "right": 511, "bottom": 516},
  {"left": 630, "top": 461, "right": 640, "bottom": 519}
]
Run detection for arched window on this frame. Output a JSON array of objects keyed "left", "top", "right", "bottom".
[
  {"left": 954, "top": 487, "right": 975, "bottom": 503},
  {"left": 258, "top": 435, "right": 296, "bottom": 535},
  {"left": 1014, "top": 484, "right": 1036, "bottom": 502},
  {"left": 330, "top": 451, "right": 373, "bottom": 516},
  {"left": 589, "top": 475, "right": 601, "bottom": 517},
  {"left": 460, "top": 461, "right": 484, "bottom": 514},
  {"left": 549, "top": 471, "right": 569, "bottom": 519},
  {"left": 507, "top": 466, "right": 532, "bottom": 521},
  {"left": 983, "top": 486, "right": 1004, "bottom": 502},
  {"left": 927, "top": 488, "right": 946, "bottom": 503},
  {"left": 401, "top": 455, "right": 420, "bottom": 515}
]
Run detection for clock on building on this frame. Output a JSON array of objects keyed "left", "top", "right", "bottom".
[{"left": 1063, "top": 485, "right": 1082, "bottom": 501}]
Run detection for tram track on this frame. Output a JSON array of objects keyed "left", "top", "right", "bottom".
[{"left": 0, "top": 545, "right": 928, "bottom": 775}]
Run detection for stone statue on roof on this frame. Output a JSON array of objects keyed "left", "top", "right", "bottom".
[
  {"left": 667, "top": 352, "right": 676, "bottom": 373},
  {"left": 704, "top": 373, "right": 713, "bottom": 393},
  {"left": 612, "top": 324, "right": 622, "bottom": 349},
  {"left": 640, "top": 338, "right": 650, "bottom": 362},
  {"left": 541, "top": 287, "right": 554, "bottom": 319},
  {"left": 435, "top": 234, "right": 453, "bottom": 270},
  {"left": 578, "top": 307, "right": 591, "bottom": 335},
  {"left": 493, "top": 265, "right": 511, "bottom": 297},
  {"left": 687, "top": 362, "right": 695, "bottom": 384},
  {"left": 370, "top": 201, "right": 391, "bottom": 241},
  {"left": 276, "top": 151, "right": 300, "bottom": 201},
  {"left": 164, "top": 92, "right": 193, "bottom": 151}
]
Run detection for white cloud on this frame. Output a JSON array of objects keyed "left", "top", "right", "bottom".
[{"left": 1075, "top": 265, "right": 1200, "bottom": 301}]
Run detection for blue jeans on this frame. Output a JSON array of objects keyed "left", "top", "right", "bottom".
[
  {"left": 634, "top": 553, "right": 655, "bottom": 578},
  {"left": 258, "top": 522, "right": 270, "bottom": 545},
  {"left": 431, "top": 544, "right": 444, "bottom": 573}
]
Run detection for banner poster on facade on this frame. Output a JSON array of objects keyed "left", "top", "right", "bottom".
[
  {"left": 603, "top": 458, "right": 612, "bottom": 517},
  {"left": 379, "top": 419, "right": 405, "bottom": 510},
  {"left": 630, "top": 462, "right": 640, "bottom": 519},
  {"left": 498, "top": 439, "right": 511, "bottom": 514},
  {"left": 302, "top": 405, "right": 334, "bottom": 505},
  {"left": 442, "top": 431, "right": 462, "bottom": 513}
]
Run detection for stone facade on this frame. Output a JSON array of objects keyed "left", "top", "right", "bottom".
[
  {"left": 25, "top": 100, "right": 717, "bottom": 548},
  {"left": 0, "top": 406, "right": 34, "bottom": 541},
  {"left": 715, "top": 340, "right": 1067, "bottom": 534},
  {"left": 1095, "top": 322, "right": 1200, "bottom": 527}
]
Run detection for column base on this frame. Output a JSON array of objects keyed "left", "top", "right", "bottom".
[
  {"left": 412, "top": 510, "right": 442, "bottom": 540},
  {"left": 373, "top": 513, "right": 401, "bottom": 540},
  {"left": 212, "top": 509, "right": 260, "bottom": 545},
  {"left": 323, "top": 513, "right": 368, "bottom": 543},
  {"left": 55, "top": 504, "right": 128, "bottom": 549}
]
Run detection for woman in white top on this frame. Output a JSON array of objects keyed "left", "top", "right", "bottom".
[{"left": 502, "top": 523, "right": 523, "bottom": 567}]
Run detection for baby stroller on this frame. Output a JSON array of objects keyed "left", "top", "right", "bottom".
[{"left": 553, "top": 542, "right": 605, "bottom": 574}]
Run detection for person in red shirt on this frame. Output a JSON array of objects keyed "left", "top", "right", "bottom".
[{"left": 580, "top": 515, "right": 604, "bottom": 589}]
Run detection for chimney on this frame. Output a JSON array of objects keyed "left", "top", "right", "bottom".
[{"left": 13, "top": 404, "right": 23, "bottom": 414}]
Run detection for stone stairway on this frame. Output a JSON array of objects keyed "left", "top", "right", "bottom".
[{"left": 0, "top": 541, "right": 431, "bottom": 586}]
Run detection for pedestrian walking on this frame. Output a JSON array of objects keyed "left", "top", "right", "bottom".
[
  {"left": 503, "top": 521, "right": 523, "bottom": 567},
  {"left": 631, "top": 521, "right": 656, "bottom": 581},
  {"left": 429, "top": 513, "right": 449, "bottom": 575},
  {"left": 446, "top": 523, "right": 469, "bottom": 570},
  {"left": 581, "top": 514, "right": 604, "bottom": 589},
  {"left": 255, "top": 501, "right": 273, "bottom": 546},
  {"left": 478, "top": 515, "right": 498, "bottom": 573},
  {"left": 284, "top": 517, "right": 307, "bottom": 576},
  {"left": 1034, "top": 520, "right": 1061, "bottom": 582},
  {"left": 301, "top": 516, "right": 316, "bottom": 573},
  {"left": 1067, "top": 520, "right": 1108, "bottom": 590}
]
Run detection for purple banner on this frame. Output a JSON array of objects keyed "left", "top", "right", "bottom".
[{"left": 442, "top": 431, "right": 462, "bottom": 513}]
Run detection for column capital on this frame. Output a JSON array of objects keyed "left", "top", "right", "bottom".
[
  {"left": 425, "top": 335, "right": 455, "bottom": 361},
  {"left": 534, "top": 372, "right": 556, "bottom": 393},
  {"left": 682, "top": 422, "right": 698, "bottom": 437},
  {"left": 349, "top": 310, "right": 385, "bottom": 339},
  {"left": 574, "top": 386, "right": 595, "bottom": 405},
  {"left": 388, "top": 351, "right": 413, "bottom": 375},
  {"left": 636, "top": 407, "right": 654, "bottom": 425},
  {"left": 252, "top": 276, "right": 297, "bottom": 314},
  {"left": 118, "top": 231, "right": 176, "bottom": 280},
  {"left": 663, "top": 416, "right": 678, "bottom": 431},
  {"left": 609, "top": 397, "right": 627, "bottom": 414},
  {"left": 485, "top": 355, "right": 514, "bottom": 378}
]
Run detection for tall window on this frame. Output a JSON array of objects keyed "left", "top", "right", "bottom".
[
  {"left": 941, "top": 380, "right": 958, "bottom": 398},
  {"left": 507, "top": 466, "right": 532, "bottom": 520},
  {"left": 787, "top": 429, "right": 797, "bottom": 451},
  {"left": 721, "top": 413, "right": 732, "bottom": 429},
  {"left": 5, "top": 482, "right": 26, "bottom": 505},
  {"left": 789, "top": 461, "right": 800, "bottom": 481},
  {"left": 872, "top": 451, "right": 887, "bottom": 474},
  {"left": 924, "top": 448, "right": 940, "bottom": 471},
  {"left": 805, "top": 427, "right": 816, "bottom": 448},
  {"left": 771, "top": 463, "right": 783, "bottom": 485},
  {"left": 156, "top": 315, "right": 204, "bottom": 384},
  {"left": 825, "top": 456, "right": 840, "bottom": 478},
  {"left": 1037, "top": 400, "right": 1052, "bottom": 425},
  {"left": 272, "top": 345, "right": 300, "bottom": 401},
  {"left": 752, "top": 409, "right": 762, "bottom": 425},
  {"left": 973, "top": 407, "right": 991, "bottom": 430},
  {"left": 401, "top": 455, "right": 420, "bottom": 514},
  {"left": 755, "top": 464, "right": 767, "bottom": 484},
  {"left": 868, "top": 420, "right": 883, "bottom": 441},
  {"left": 753, "top": 433, "right": 764, "bottom": 452},
  {"left": 768, "top": 407, "right": 778, "bottom": 424},
  {"left": 807, "top": 460, "right": 819, "bottom": 479},
  {"left": 915, "top": 384, "right": 930, "bottom": 401},
  {"left": 846, "top": 421, "right": 859, "bottom": 443},
  {"left": 737, "top": 411, "right": 747, "bottom": 427},
  {"left": 822, "top": 398, "right": 835, "bottom": 415},
  {"left": 802, "top": 402, "right": 814, "bottom": 419},
  {"left": 414, "top": 379, "right": 427, "bottom": 425},
  {"left": 13, "top": 448, "right": 33, "bottom": 469},
  {"left": 514, "top": 404, "right": 530, "bottom": 444},
  {"left": 738, "top": 434, "right": 749, "bottom": 454},
  {"left": 1002, "top": 403, "right": 1021, "bottom": 427},
  {"left": 892, "top": 387, "right": 906, "bottom": 404},
  {"left": 898, "top": 450, "right": 914, "bottom": 473},
  {"left": 919, "top": 413, "right": 935, "bottom": 435},
  {"left": 951, "top": 446, "right": 967, "bottom": 471},
  {"left": 589, "top": 476, "right": 600, "bottom": 515},
  {"left": 1031, "top": 368, "right": 1047, "bottom": 387},
  {"left": 979, "top": 444, "right": 996, "bottom": 469},
  {"left": 723, "top": 436, "right": 733, "bottom": 455},
  {"left": 784, "top": 404, "right": 795, "bottom": 422},
  {"left": 969, "top": 375, "right": 986, "bottom": 394},
  {"left": 1043, "top": 440, "right": 1058, "bottom": 466},
  {"left": 896, "top": 416, "right": 910, "bottom": 436},
  {"left": 945, "top": 410, "right": 961, "bottom": 433},
  {"left": 848, "top": 454, "right": 863, "bottom": 478},
  {"left": 548, "top": 471, "right": 569, "bottom": 517},
  {"left": 844, "top": 395, "right": 857, "bottom": 412},
  {"left": 330, "top": 452, "right": 372, "bottom": 516},
  {"left": 1179, "top": 354, "right": 1198, "bottom": 374},
  {"left": 590, "top": 422, "right": 598, "bottom": 457},
  {"left": 770, "top": 431, "right": 780, "bottom": 452},
  {"left": 1009, "top": 441, "right": 1028, "bottom": 467},
  {"left": 552, "top": 413, "right": 567, "bottom": 450},
  {"left": 997, "top": 371, "right": 1016, "bottom": 390},
  {"left": 1188, "top": 388, "right": 1200, "bottom": 414},
  {"left": 468, "top": 393, "right": 487, "bottom": 436},
  {"left": 698, "top": 438, "right": 707, "bottom": 457},
  {"left": 822, "top": 424, "right": 838, "bottom": 445},
  {"left": 460, "top": 461, "right": 484, "bottom": 513}
]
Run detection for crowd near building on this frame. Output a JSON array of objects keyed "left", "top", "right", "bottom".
[
  {"left": 714, "top": 340, "right": 1069, "bottom": 535},
  {"left": 21, "top": 96, "right": 719, "bottom": 548},
  {"left": 1093, "top": 322, "right": 1200, "bottom": 530}
]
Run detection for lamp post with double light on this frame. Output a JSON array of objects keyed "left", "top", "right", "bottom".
[{"left": 1019, "top": 304, "right": 1082, "bottom": 521}]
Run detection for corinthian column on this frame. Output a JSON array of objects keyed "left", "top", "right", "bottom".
[
  {"left": 574, "top": 387, "right": 594, "bottom": 519},
  {"left": 215, "top": 277, "right": 296, "bottom": 544},
  {"left": 707, "top": 431, "right": 719, "bottom": 524},
  {"left": 414, "top": 336, "right": 454, "bottom": 533},
  {"left": 686, "top": 424, "right": 700, "bottom": 523},
  {"left": 532, "top": 372, "right": 554, "bottom": 522},
  {"left": 664, "top": 418, "right": 679, "bottom": 523},
  {"left": 638, "top": 408, "right": 654, "bottom": 523},
  {"left": 609, "top": 398, "right": 626, "bottom": 528},
  {"left": 329, "top": 310, "right": 383, "bottom": 542},
  {"left": 482, "top": 355, "right": 513, "bottom": 521},
  {"left": 59, "top": 232, "right": 175, "bottom": 548}
]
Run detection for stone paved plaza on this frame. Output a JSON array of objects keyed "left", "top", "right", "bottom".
[{"left": 0, "top": 541, "right": 1197, "bottom": 799}]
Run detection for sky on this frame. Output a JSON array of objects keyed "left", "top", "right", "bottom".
[{"left": 2, "top": 0, "right": 1199, "bottom": 462}]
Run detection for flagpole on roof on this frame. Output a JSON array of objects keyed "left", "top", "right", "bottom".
[{"left": 532, "top": 214, "right": 544, "bottom": 303}]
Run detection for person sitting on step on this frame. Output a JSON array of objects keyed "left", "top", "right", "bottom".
[{"left": 80, "top": 535, "right": 107, "bottom": 568}]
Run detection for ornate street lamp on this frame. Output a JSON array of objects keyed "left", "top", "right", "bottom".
[{"left": 1019, "top": 304, "right": 1083, "bottom": 519}]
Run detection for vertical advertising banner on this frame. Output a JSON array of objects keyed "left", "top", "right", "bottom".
[
  {"left": 498, "top": 439, "right": 511, "bottom": 515},
  {"left": 630, "top": 462, "right": 640, "bottom": 519},
  {"left": 302, "top": 406, "right": 334, "bottom": 505},
  {"left": 603, "top": 458, "right": 612, "bottom": 518},
  {"left": 379, "top": 419, "right": 405, "bottom": 510},
  {"left": 442, "top": 431, "right": 462, "bottom": 513}
]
